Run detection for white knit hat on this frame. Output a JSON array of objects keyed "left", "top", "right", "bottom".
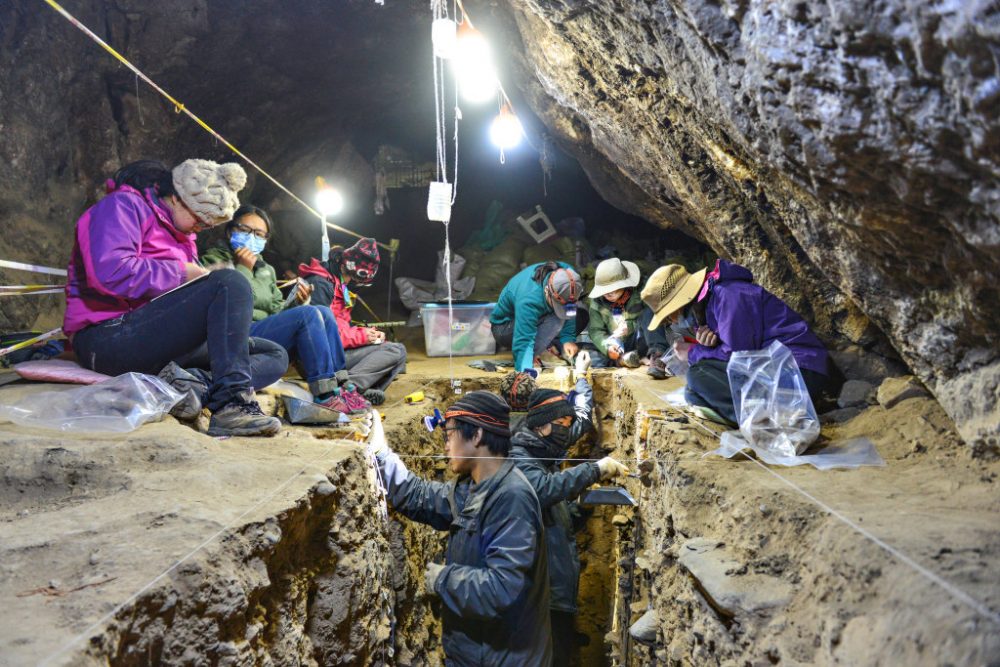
[
  {"left": 172, "top": 159, "right": 247, "bottom": 226},
  {"left": 588, "top": 258, "right": 640, "bottom": 299}
]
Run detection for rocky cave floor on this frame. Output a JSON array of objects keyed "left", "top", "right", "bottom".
[{"left": 1, "top": 347, "right": 998, "bottom": 666}]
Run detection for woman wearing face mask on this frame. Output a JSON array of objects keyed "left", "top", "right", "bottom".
[
  {"left": 509, "top": 387, "right": 628, "bottom": 666},
  {"left": 64, "top": 159, "right": 283, "bottom": 437},
  {"left": 586, "top": 258, "right": 673, "bottom": 377},
  {"left": 298, "top": 238, "right": 407, "bottom": 406},
  {"left": 199, "top": 206, "right": 369, "bottom": 414}
]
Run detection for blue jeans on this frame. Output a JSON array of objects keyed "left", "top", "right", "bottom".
[
  {"left": 249, "top": 306, "right": 348, "bottom": 395},
  {"left": 73, "top": 269, "right": 287, "bottom": 412}
]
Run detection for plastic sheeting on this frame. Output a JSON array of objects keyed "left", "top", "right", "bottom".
[
  {"left": 395, "top": 250, "right": 475, "bottom": 311},
  {"left": 0, "top": 372, "right": 181, "bottom": 433},
  {"left": 727, "top": 340, "right": 820, "bottom": 457},
  {"left": 709, "top": 433, "right": 885, "bottom": 470}
]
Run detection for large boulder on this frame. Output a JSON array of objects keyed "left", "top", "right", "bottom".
[{"left": 482, "top": 0, "right": 999, "bottom": 452}]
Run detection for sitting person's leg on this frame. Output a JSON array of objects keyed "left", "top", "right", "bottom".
[
  {"left": 74, "top": 269, "right": 280, "bottom": 435},
  {"left": 248, "top": 305, "right": 348, "bottom": 397},
  {"left": 343, "top": 341, "right": 407, "bottom": 404},
  {"left": 684, "top": 359, "right": 738, "bottom": 423},
  {"left": 173, "top": 336, "right": 289, "bottom": 395}
]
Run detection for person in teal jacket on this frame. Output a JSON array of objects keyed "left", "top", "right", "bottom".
[{"left": 490, "top": 261, "right": 582, "bottom": 373}]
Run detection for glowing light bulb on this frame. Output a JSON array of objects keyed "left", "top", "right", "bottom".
[
  {"left": 453, "top": 22, "right": 497, "bottom": 104},
  {"left": 432, "top": 18, "right": 457, "bottom": 59},
  {"left": 490, "top": 106, "right": 523, "bottom": 149},
  {"left": 316, "top": 188, "right": 344, "bottom": 216}
]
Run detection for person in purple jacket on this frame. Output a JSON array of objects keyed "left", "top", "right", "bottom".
[
  {"left": 641, "top": 260, "right": 829, "bottom": 423},
  {"left": 64, "top": 159, "right": 283, "bottom": 437}
]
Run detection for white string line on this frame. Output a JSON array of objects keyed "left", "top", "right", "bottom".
[
  {"left": 39, "top": 378, "right": 441, "bottom": 665},
  {"left": 740, "top": 451, "right": 1000, "bottom": 626},
  {"left": 628, "top": 377, "right": 1000, "bottom": 626}
]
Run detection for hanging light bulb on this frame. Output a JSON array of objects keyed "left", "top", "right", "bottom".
[
  {"left": 316, "top": 187, "right": 344, "bottom": 216},
  {"left": 453, "top": 21, "right": 497, "bottom": 103},
  {"left": 432, "top": 18, "right": 457, "bottom": 59},
  {"left": 490, "top": 104, "right": 523, "bottom": 149}
]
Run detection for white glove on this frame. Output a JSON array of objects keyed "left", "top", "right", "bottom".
[
  {"left": 597, "top": 456, "right": 628, "bottom": 480},
  {"left": 424, "top": 561, "right": 444, "bottom": 595},
  {"left": 363, "top": 410, "right": 389, "bottom": 457},
  {"left": 575, "top": 350, "right": 592, "bottom": 374}
]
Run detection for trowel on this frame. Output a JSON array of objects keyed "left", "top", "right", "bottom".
[{"left": 580, "top": 485, "right": 637, "bottom": 506}]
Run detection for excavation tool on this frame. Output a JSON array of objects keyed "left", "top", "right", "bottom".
[{"left": 580, "top": 486, "right": 637, "bottom": 506}]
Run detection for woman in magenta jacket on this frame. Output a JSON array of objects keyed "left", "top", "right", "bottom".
[{"left": 64, "top": 159, "right": 283, "bottom": 437}]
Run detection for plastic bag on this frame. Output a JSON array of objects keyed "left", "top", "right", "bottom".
[
  {"left": 709, "top": 432, "right": 885, "bottom": 470},
  {"left": 0, "top": 372, "right": 182, "bottom": 433},
  {"left": 660, "top": 349, "right": 689, "bottom": 377},
  {"left": 727, "top": 340, "right": 820, "bottom": 457}
]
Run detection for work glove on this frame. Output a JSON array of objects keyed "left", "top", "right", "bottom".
[
  {"left": 362, "top": 410, "right": 389, "bottom": 457},
  {"left": 575, "top": 350, "right": 591, "bottom": 374},
  {"left": 597, "top": 456, "right": 629, "bottom": 480},
  {"left": 424, "top": 561, "right": 444, "bottom": 596}
]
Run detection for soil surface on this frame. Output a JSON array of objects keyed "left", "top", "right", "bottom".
[{"left": 2, "top": 342, "right": 997, "bottom": 665}]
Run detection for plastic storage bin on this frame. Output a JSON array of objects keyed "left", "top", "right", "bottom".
[{"left": 420, "top": 302, "right": 497, "bottom": 357}]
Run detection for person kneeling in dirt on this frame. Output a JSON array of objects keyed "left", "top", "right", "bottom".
[
  {"left": 490, "top": 261, "right": 582, "bottom": 373},
  {"left": 586, "top": 258, "right": 672, "bottom": 378},
  {"left": 367, "top": 392, "right": 552, "bottom": 665},
  {"left": 298, "top": 238, "right": 407, "bottom": 406},
  {"left": 510, "top": 376, "right": 628, "bottom": 666},
  {"left": 641, "top": 260, "right": 830, "bottom": 423}
]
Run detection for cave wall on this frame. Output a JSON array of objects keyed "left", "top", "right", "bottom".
[
  {"left": 473, "top": 0, "right": 999, "bottom": 452},
  {"left": 0, "top": 0, "right": 428, "bottom": 329}
]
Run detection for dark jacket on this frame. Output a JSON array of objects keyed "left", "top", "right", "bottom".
[
  {"left": 509, "top": 428, "right": 600, "bottom": 614},
  {"left": 381, "top": 457, "right": 552, "bottom": 666},
  {"left": 688, "top": 260, "right": 829, "bottom": 376}
]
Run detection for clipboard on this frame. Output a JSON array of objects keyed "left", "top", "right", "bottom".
[{"left": 151, "top": 271, "right": 210, "bottom": 302}]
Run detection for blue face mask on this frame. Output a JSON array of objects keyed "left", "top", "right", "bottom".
[{"left": 230, "top": 231, "right": 266, "bottom": 255}]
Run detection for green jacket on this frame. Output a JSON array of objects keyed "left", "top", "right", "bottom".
[
  {"left": 587, "top": 288, "right": 645, "bottom": 356},
  {"left": 201, "top": 245, "right": 284, "bottom": 321}
]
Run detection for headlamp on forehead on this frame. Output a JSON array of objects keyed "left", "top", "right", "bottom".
[
  {"left": 423, "top": 408, "right": 445, "bottom": 432},
  {"left": 564, "top": 302, "right": 578, "bottom": 318}
]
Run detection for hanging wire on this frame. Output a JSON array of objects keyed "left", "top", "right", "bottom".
[{"left": 40, "top": 0, "right": 393, "bottom": 252}]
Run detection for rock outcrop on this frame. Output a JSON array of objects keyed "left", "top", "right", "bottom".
[{"left": 480, "top": 0, "right": 999, "bottom": 452}]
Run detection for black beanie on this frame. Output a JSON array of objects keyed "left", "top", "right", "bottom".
[
  {"left": 445, "top": 391, "right": 511, "bottom": 437},
  {"left": 525, "top": 389, "right": 575, "bottom": 429}
]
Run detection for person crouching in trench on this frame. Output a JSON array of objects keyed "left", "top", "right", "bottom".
[{"left": 366, "top": 391, "right": 553, "bottom": 665}]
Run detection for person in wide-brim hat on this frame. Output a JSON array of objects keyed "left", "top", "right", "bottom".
[
  {"left": 585, "top": 258, "right": 673, "bottom": 376},
  {"left": 639, "top": 259, "right": 830, "bottom": 425}
]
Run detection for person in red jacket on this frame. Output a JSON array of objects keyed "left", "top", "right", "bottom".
[{"left": 298, "top": 238, "right": 406, "bottom": 405}]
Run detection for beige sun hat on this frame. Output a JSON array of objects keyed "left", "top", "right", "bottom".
[
  {"left": 172, "top": 159, "right": 247, "bottom": 226},
  {"left": 588, "top": 258, "right": 641, "bottom": 299},
  {"left": 641, "top": 264, "right": 707, "bottom": 330}
]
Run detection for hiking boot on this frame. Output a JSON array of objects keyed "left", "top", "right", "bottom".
[
  {"left": 363, "top": 388, "right": 386, "bottom": 406},
  {"left": 647, "top": 357, "right": 668, "bottom": 380},
  {"left": 157, "top": 361, "right": 207, "bottom": 421},
  {"left": 620, "top": 350, "right": 641, "bottom": 368},
  {"left": 208, "top": 394, "right": 281, "bottom": 437}
]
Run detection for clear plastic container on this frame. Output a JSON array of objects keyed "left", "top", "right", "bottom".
[{"left": 419, "top": 302, "right": 497, "bottom": 357}]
